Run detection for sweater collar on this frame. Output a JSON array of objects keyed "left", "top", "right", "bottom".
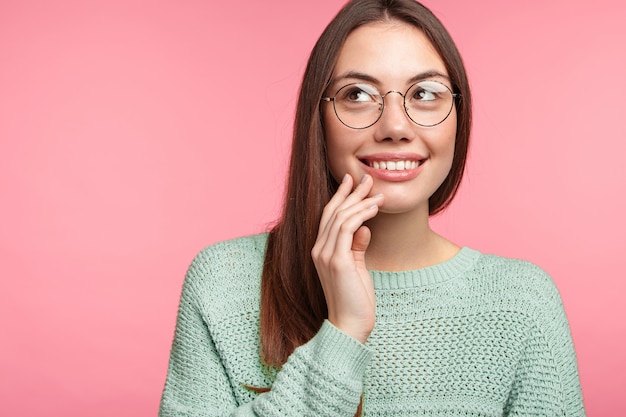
[{"left": 369, "top": 247, "right": 481, "bottom": 290}]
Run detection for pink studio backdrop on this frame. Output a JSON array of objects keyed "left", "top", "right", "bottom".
[{"left": 1, "top": 0, "right": 624, "bottom": 415}]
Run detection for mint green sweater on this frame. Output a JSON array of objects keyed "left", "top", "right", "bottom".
[{"left": 159, "top": 233, "right": 585, "bottom": 416}]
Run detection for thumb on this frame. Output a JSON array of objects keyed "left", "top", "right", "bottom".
[{"left": 352, "top": 225, "right": 372, "bottom": 254}]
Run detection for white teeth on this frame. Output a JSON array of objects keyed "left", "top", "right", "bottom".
[{"left": 368, "top": 160, "right": 420, "bottom": 171}]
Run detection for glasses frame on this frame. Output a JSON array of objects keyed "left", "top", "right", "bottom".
[{"left": 321, "top": 80, "right": 461, "bottom": 130}]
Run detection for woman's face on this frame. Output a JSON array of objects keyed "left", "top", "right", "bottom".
[{"left": 323, "top": 21, "right": 457, "bottom": 216}]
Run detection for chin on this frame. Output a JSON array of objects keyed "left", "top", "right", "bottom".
[{"left": 378, "top": 198, "right": 430, "bottom": 216}]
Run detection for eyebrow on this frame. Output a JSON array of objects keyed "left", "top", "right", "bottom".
[{"left": 330, "top": 70, "right": 451, "bottom": 87}]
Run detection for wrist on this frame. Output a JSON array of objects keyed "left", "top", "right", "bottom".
[{"left": 328, "top": 317, "right": 374, "bottom": 344}]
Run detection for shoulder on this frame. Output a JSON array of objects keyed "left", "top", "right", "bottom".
[
  {"left": 474, "top": 251, "right": 554, "bottom": 288},
  {"left": 182, "top": 233, "right": 269, "bottom": 307},
  {"left": 468, "top": 250, "right": 565, "bottom": 318},
  {"left": 190, "top": 232, "right": 269, "bottom": 273}
]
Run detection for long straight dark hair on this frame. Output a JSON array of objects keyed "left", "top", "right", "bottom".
[{"left": 260, "top": 0, "right": 472, "bottom": 375}]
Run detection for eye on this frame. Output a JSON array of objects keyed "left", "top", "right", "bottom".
[
  {"left": 338, "top": 83, "right": 379, "bottom": 103},
  {"left": 413, "top": 88, "right": 436, "bottom": 101},
  {"left": 409, "top": 81, "right": 450, "bottom": 102},
  {"left": 347, "top": 89, "right": 370, "bottom": 101}
]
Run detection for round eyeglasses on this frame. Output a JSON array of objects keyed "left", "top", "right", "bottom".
[{"left": 321, "top": 80, "right": 460, "bottom": 129}]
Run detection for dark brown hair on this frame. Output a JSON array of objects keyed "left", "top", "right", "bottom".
[{"left": 260, "top": 0, "right": 471, "bottom": 381}]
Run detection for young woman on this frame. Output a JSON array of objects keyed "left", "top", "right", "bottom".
[{"left": 159, "top": 0, "right": 585, "bottom": 415}]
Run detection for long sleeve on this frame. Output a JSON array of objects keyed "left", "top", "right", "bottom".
[
  {"left": 248, "top": 321, "right": 372, "bottom": 416},
  {"left": 159, "top": 235, "right": 373, "bottom": 416},
  {"left": 159, "top": 285, "right": 372, "bottom": 416},
  {"left": 159, "top": 271, "right": 238, "bottom": 415},
  {"left": 503, "top": 268, "right": 585, "bottom": 416}
]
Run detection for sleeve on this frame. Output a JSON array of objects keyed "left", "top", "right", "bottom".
[
  {"left": 159, "top": 270, "right": 238, "bottom": 416},
  {"left": 159, "top": 266, "right": 373, "bottom": 417},
  {"left": 503, "top": 268, "right": 586, "bottom": 416}
]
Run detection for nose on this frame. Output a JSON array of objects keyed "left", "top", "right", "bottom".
[{"left": 374, "top": 91, "right": 415, "bottom": 142}]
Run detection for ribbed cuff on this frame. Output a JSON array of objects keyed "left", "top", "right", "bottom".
[{"left": 305, "top": 320, "right": 373, "bottom": 383}]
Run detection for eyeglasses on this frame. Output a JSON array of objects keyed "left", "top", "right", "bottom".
[{"left": 321, "top": 80, "right": 460, "bottom": 129}]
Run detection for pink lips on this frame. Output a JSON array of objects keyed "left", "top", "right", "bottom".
[{"left": 359, "top": 152, "right": 426, "bottom": 182}]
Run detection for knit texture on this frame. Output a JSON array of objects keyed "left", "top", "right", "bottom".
[{"left": 159, "top": 233, "right": 585, "bottom": 416}]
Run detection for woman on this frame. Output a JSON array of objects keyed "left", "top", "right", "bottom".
[{"left": 159, "top": 0, "right": 585, "bottom": 415}]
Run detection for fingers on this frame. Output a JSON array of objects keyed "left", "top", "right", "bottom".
[
  {"left": 331, "top": 198, "right": 380, "bottom": 261},
  {"left": 317, "top": 174, "right": 382, "bottom": 244},
  {"left": 311, "top": 174, "right": 382, "bottom": 343},
  {"left": 312, "top": 174, "right": 383, "bottom": 279},
  {"left": 318, "top": 174, "right": 352, "bottom": 233}
]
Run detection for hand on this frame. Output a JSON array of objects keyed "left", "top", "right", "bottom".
[{"left": 311, "top": 174, "right": 384, "bottom": 344}]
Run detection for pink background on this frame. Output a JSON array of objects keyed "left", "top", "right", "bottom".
[{"left": 1, "top": 0, "right": 624, "bottom": 415}]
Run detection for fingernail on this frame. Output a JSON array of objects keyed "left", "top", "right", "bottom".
[
  {"left": 360, "top": 174, "right": 369, "bottom": 184},
  {"left": 342, "top": 173, "right": 349, "bottom": 183}
]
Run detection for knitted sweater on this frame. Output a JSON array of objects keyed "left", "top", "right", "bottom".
[{"left": 159, "top": 233, "right": 585, "bottom": 416}]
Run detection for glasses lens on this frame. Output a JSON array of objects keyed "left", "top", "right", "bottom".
[
  {"left": 333, "top": 83, "right": 382, "bottom": 129},
  {"left": 405, "top": 81, "right": 454, "bottom": 127}
]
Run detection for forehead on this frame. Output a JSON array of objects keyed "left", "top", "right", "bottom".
[{"left": 332, "top": 21, "right": 448, "bottom": 85}]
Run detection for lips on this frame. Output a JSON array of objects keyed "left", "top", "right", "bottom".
[{"left": 358, "top": 153, "right": 425, "bottom": 181}]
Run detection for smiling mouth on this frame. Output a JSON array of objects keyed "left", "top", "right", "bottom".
[{"left": 361, "top": 159, "right": 424, "bottom": 171}]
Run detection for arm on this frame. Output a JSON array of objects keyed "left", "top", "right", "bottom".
[
  {"left": 159, "top": 262, "right": 373, "bottom": 417},
  {"left": 159, "top": 275, "right": 237, "bottom": 416},
  {"left": 160, "top": 174, "right": 383, "bottom": 416},
  {"left": 504, "top": 269, "right": 585, "bottom": 416}
]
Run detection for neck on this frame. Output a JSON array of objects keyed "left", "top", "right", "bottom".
[{"left": 364, "top": 207, "right": 459, "bottom": 271}]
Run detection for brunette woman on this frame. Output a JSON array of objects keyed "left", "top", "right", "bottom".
[{"left": 159, "top": 0, "right": 585, "bottom": 415}]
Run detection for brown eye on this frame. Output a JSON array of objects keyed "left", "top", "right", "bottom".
[
  {"left": 408, "top": 80, "right": 450, "bottom": 103},
  {"left": 412, "top": 87, "right": 437, "bottom": 101},
  {"left": 343, "top": 87, "right": 374, "bottom": 102}
]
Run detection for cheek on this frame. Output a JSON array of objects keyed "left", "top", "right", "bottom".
[
  {"left": 325, "top": 135, "right": 350, "bottom": 182},
  {"left": 427, "top": 110, "right": 456, "bottom": 145},
  {"left": 440, "top": 113, "right": 457, "bottom": 160},
  {"left": 323, "top": 111, "right": 353, "bottom": 181},
  {"left": 427, "top": 116, "right": 457, "bottom": 177}
]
